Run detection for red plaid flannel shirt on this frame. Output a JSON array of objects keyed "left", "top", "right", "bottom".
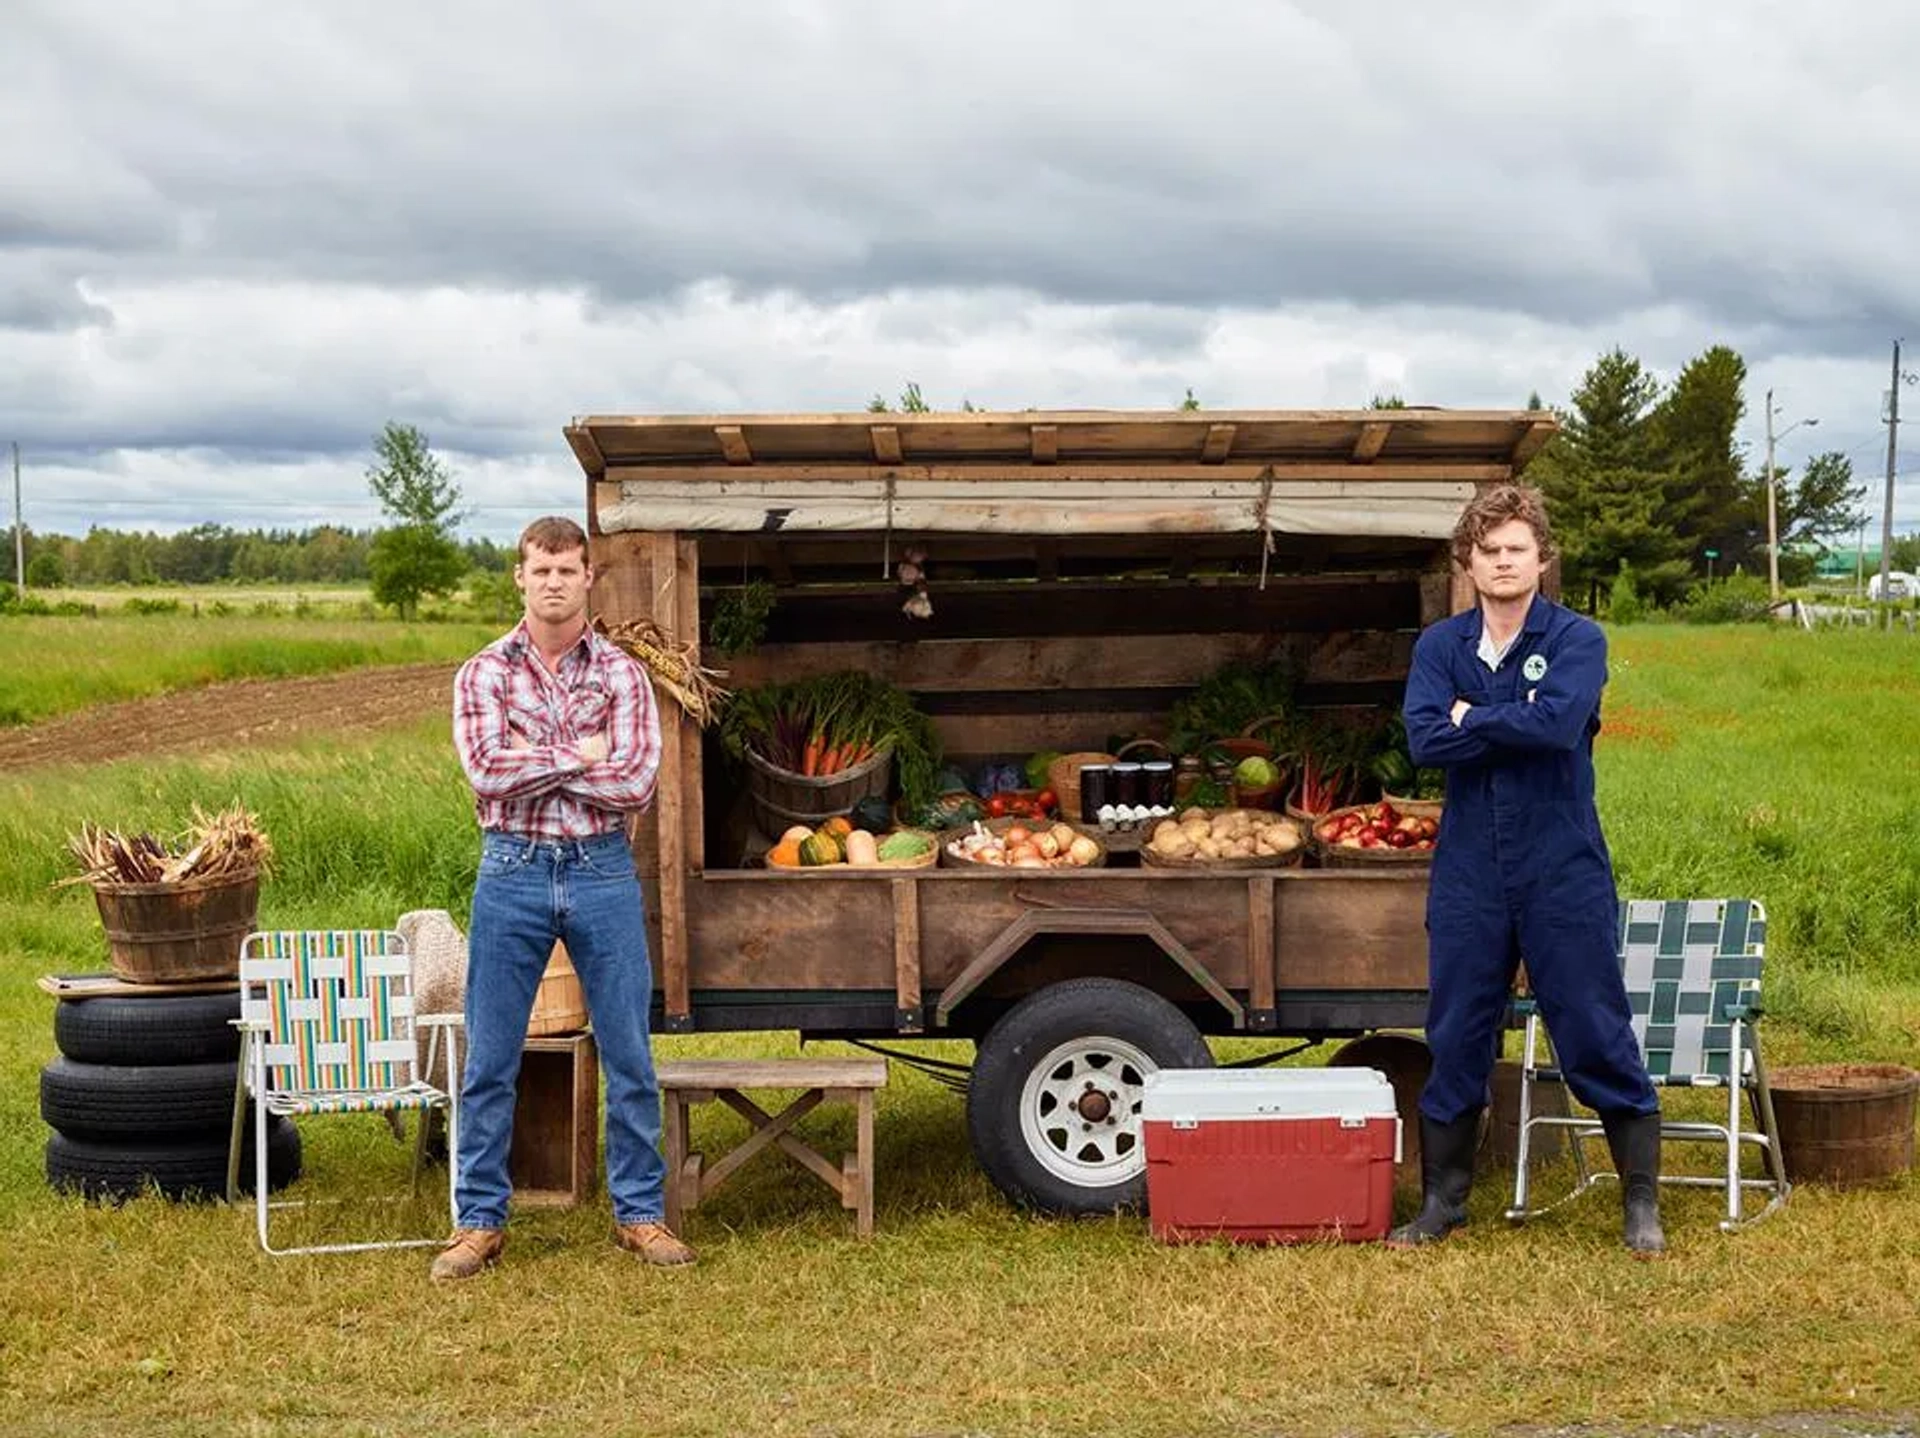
[{"left": 453, "top": 620, "right": 660, "bottom": 839}]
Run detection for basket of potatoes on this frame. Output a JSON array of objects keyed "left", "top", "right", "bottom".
[{"left": 1140, "top": 807, "right": 1307, "bottom": 868}]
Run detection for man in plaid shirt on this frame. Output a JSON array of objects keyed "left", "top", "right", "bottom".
[{"left": 432, "top": 516, "right": 695, "bottom": 1281}]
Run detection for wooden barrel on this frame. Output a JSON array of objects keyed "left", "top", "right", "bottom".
[
  {"left": 1770, "top": 1063, "right": 1918, "bottom": 1185},
  {"left": 92, "top": 872, "right": 260, "bottom": 984},
  {"left": 743, "top": 747, "right": 892, "bottom": 836},
  {"left": 528, "top": 941, "right": 588, "bottom": 1037}
]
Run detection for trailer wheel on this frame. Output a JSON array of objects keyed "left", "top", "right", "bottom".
[{"left": 967, "top": 977, "right": 1212, "bottom": 1215}]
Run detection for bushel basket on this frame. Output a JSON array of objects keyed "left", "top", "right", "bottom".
[
  {"left": 92, "top": 870, "right": 261, "bottom": 984},
  {"left": 744, "top": 745, "right": 892, "bottom": 836}
]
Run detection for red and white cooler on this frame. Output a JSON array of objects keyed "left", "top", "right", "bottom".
[{"left": 1142, "top": 1067, "right": 1401, "bottom": 1244}]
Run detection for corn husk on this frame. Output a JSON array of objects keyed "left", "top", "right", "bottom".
[
  {"left": 61, "top": 803, "right": 274, "bottom": 888},
  {"left": 595, "top": 618, "right": 731, "bottom": 727}
]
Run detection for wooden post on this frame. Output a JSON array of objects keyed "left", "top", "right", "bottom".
[
  {"left": 645, "top": 531, "right": 694, "bottom": 1030},
  {"left": 1247, "top": 875, "right": 1276, "bottom": 1030},
  {"left": 892, "top": 877, "right": 923, "bottom": 1031}
]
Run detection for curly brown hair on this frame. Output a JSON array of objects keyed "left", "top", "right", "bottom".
[
  {"left": 1450, "top": 484, "right": 1556, "bottom": 569},
  {"left": 517, "top": 516, "right": 590, "bottom": 565}
]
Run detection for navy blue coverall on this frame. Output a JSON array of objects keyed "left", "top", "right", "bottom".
[{"left": 1402, "top": 593, "right": 1657, "bottom": 1126}]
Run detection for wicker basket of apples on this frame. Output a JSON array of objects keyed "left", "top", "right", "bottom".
[{"left": 1312, "top": 800, "right": 1439, "bottom": 866}]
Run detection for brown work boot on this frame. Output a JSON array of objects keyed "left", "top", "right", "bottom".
[
  {"left": 430, "top": 1227, "right": 505, "bottom": 1282},
  {"left": 614, "top": 1220, "right": 696, "bottom": 1267}
]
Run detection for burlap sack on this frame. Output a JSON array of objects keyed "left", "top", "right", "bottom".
[{"left": 395, "top": 908, "right": 468, "bottom": 1086}]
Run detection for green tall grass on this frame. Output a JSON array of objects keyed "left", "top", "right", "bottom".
[
  {"left": 0, "top": 615, "right": 498, "bottom": 726},
  {"left": 0, "top": 625, "right": 1916, "bottom": 1436}
]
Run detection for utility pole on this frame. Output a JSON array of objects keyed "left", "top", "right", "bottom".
[
  {"left": 11, "top": 442, "right": 21, "bottom": 602},
  {"left": 1764, "top": 389, "right": 1780, "bottom": 601},
  {"left": 1763, "top": 391, "right": 1816, "bottom": 603},
  {"left": 1881, "top": 340, "right": 1903, "bottom": 617}
]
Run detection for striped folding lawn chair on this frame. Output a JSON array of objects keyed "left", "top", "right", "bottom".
[
  {"left": 227, "top": 929, "right": 462, "bottom": 1256},
  {"left": 1505, "top": 899, "right": 1790, "bottom": 1234}
]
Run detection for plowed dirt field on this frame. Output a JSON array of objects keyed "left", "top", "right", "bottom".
[{"left": 0, "top": 663, "right": 457, "bottom": 771}]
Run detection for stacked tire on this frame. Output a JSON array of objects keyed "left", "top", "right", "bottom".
[{"left": 41, "top": 992, "right": 301, "bottom": 1202}]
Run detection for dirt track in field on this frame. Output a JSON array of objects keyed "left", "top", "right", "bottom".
[{"left": 0, "top": 663, "right": 458, "bottom": 771}]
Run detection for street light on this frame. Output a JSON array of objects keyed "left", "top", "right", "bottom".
[{"left": 1764, "top": 387, "right": 1818, "bottom": 602}]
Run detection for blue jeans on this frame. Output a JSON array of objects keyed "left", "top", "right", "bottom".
[{"left": 457, "top": 830, "right": 665, "bottom": 1229}]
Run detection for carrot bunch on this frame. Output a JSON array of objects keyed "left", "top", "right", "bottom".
[{"left": 718, "top": 671, "right": 942, "bottom": 804}]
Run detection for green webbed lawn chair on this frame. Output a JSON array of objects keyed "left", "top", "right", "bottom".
[{"left": 1506, "top": 899, "right": 1790, "bottom": 1233}]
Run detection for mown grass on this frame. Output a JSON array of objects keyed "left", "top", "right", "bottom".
[
  {"left": 0, "top": 624, "right": 1916, "bottom": 1436},
  {"left": 0, "top": 614, "right": 497, "bottom": 727}
]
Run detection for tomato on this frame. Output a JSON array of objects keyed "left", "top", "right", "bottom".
[
  {"left": 986, "top": 793, "right": 1011, "bottom": 818},
  {"left": 1035, "top": 789, "right": 1058, "bottom": 813}
]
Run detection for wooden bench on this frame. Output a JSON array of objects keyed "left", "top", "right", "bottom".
[{"left": 656, "top": 1057, "right": 888, "bottom": 1238}]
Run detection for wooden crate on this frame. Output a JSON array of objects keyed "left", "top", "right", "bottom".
[{"left": 510, "top": 1032, "right": 598, "bottom": 1207}]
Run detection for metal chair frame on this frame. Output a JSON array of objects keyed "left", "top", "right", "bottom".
[
  {"left": 227, "top": 928, "right": 463, "bottom": 1256},
  {"left": 1505, "top": 898, "right": 1790, "bottom": 1233}
]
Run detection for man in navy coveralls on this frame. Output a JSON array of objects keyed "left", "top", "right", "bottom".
[{"left": 1388, "top": 484, "right": 1664, "bottom": 1256}]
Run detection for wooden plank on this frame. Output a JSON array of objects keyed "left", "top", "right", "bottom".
[
  {"left": 1031, "top": 424, "right": 1058, "bottom": 463},
  {"left": 869, "top": 425, "right": 903, "bottom": 464},
  {"left": 715, "top": 425, "right": 753, "bottom": 465},
  {"left": 1201, "top": 423, "right": 1236, "bottom": 463},
  {"left": 1273, "top": 872, "right": 1430, "bottom": 987},
  {"left": 1419, "top": 566, "right": 1454, "bottom": 627},
  {"left": 1353, "top": 422, "right": 1391, "bottom": 463},
  {"left": 752, "top": 575, "right": 1422, "bottom": 644},
  {"left": 893, "top": 877, "right": 922, "bottom": 1028},
  {"left": 587, "top": 528, "right": 654, "bottom": 633},
  {"left": 1509, "top": 420, "right": 1556, "bottom": 472},
  {"left": 1248, "top": 875, "right": 1276, "bottom": 1022},
  {"left": 604, "top": 462, "right": 1509, "bottom": 486},
  {"left": 674, "top": 536, "right": 705, "bottom": 873},
  {"left": 657, "top": 1058, "right": 889, "bottom": 1089},
  {"left": 1449, "top": 565, "right": 1477, "bottom": 616},
  {"left": 722, "top": 631, "right": 1414, "bottom": 695},
  {"left": 646, "top": 531, "right": 692, "bottom": 1025},
  {"left": 566, "top": 425, "right": 607, "bottom": 481}
]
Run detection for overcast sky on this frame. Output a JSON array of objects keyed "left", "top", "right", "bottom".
[{"left": 6, "top": 0, "right": 1919, "bottom": 543}]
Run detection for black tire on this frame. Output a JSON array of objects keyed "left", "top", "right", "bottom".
[
  {"left": 54, "top": 992, "right": 241, "bottom": 1066},
  {"left": 966, "top": 977, "right": 1213, "bottom": 1216},
  {"left": 45, "top": 1117, "right": 302, "bottom": 1203},
  {"left": 39, "top": 1057, "right": 240, "bottom": 1140}
]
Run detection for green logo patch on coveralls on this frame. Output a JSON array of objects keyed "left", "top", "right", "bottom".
[{"left": 1522, "top": 654, "right": 1548, "bottom": 682}]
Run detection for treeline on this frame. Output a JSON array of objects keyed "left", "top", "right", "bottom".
[
  {"left": 1524, "top": 346, "right": 1869, "bottom": 610},
  {"left": 12, "top": 523, "right": 513, "bottom": 589}
]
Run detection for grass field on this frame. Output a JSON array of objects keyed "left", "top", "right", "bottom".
[
  {"left": 0, "top": 613, "right": 497, "bottom": 727},
  {"left": 0, "top": 623, "right": 1915, "bottom": 1437}
]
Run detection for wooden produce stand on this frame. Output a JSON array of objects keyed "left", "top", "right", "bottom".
[{"left": 567, "top": 407, "right": 1554, "bottom": 1215}]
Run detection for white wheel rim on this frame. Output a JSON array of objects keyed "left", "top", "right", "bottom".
[{"left": 1016, "top": 1034, "right": 1158, "bottom": 1188}]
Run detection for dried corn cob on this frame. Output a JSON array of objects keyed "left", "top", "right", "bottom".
[
  {"left": 595, "top": 618, "right": 731, "bottom": 727},
  {"left": 60, "top": 804, "right": 274, "bottom": 888}
]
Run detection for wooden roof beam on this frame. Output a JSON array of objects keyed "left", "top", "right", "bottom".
[
  {"left": 565, "top": 424, "right": 607, "bottom": 479},
  {"left": 1352, "top": 422, "right": 1391, "bottom": 463},
  {"left": 715, "top": 425, "right": 753, "bottom": 465},
  {"left": 1509, "top": 420, "right": 1556, "bottom": 472},
  {"left": 1201, "top": 423, "right": 1236, "bottom": 463},
  {"left": 869, "top": 425, "right": 903, "bottom": 465},
  {"left": 1030, "top": 424, "right": 1058, "bottom": 464}
]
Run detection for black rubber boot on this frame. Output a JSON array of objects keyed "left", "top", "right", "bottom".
[
  {"left": 1385, "top": 1111, "right": 1482, "bottom": 1248},
  {"left": 1602, "top": 1110, "right": 1666, "bottom": 1258}
]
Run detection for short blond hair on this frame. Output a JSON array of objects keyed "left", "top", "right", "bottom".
[{"left": 1451, "top": 484, "right": 1557, "bottom": 569}]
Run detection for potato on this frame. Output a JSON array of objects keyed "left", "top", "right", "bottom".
[
  {"left": 1066, "top": 835, "right": 1102, "bottom": 865},
  {"left": 1178, "top": 807, "right": 1210, "bottom": 824},
  {"left": 1180, "top": 819, "right": 1211, "bottom": 842},
  {"left": 1153, "top": 819, "right": 1182, "bottom": 843},
  {"left": 1049, "top": 823, "right": 1078, "bottom": 853}
]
